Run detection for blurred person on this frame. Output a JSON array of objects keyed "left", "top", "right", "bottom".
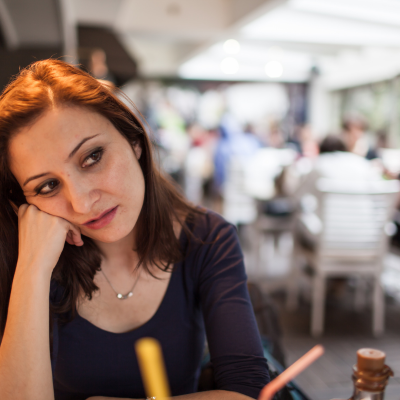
[
  {"left": 294, "top": 134, "right": 386, "bottom": 299},
  {"left": 297, "top": 124, "right": 319, "bottom": 158},
  {"left": 266, "top": 120, "right": 285, "bottom": 148},
  {"left": 0, "top": 60, "right": 270, "bottom": 400},
  {"left": 290, "top": 134, "right": 384, "bottom": 243},
  {"left": 214, "top": 114, "right": 262, "bottom": 227},
  {"left": 88, "top": 48, "right": 116, "bottom": 85},
  {"left": 318, "top": 134, "right": 346, "bottom": 153},
  {"left": 184, "top": 123, "right": 215, "bottom": 204},
  {"left": 299, "top": 134, "right": 383, "bottom": 189},
  {"left": 156, "top": 100, "right": 189, "bottom": 185},
  {"left": 213, "top": 113, "right": 262, "bottom": 195},
  {"left": 342, "top": 115, "right": 378, "bottom": 160},
  {"left": 374, "top": 129, "right": 400, "bottom": 180},
  {"left": 243, "top": 123, "right": 263, "bottom": 144},
  {"left": 376, "top": 128, "right": 389, "bottom": 150},
  {"left": 293, "top": 134, "right": 384, "bottom": 245}
]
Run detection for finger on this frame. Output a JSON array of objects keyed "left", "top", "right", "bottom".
[
  {"left": 65, "top": 230, "right": 82, "bottom": 246},
  {"left": 17, "top": 203, "right": 30, "bottom": 218},
  {"left": 68, "top": 225, "right": 84, "bottom": 246},
  {"left": 65, "top": 231, "right": 74, "bottom": 246},
  {"left": 58, "top": 217, "right": 83, "bottom": 247}
]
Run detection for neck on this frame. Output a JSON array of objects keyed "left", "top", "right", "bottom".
[
  {"left": 94, "top": 228, "right": 139, "bottom": 274},
  {"left": 92, "top": 212, "right": 184, "bottom": 274}
]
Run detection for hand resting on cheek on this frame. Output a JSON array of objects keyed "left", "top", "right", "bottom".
[{"left": 9, "top": 200, "right": 84, "bottom": 274}]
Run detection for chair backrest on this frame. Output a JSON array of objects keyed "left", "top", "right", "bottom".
[
  {"left": 315, "top": 179, "right": 399, "bottom": 259},
  {"left": 380, "top": 148, "right": 400, "bottom": 175}
]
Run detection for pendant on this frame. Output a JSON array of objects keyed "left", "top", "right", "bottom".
[{"left": 117, "top": 292, "right": 134, "bottom": 300}]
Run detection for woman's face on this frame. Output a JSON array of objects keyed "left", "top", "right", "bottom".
[{"left": 8, "top": 105, "right": 145, "bottom": 244}]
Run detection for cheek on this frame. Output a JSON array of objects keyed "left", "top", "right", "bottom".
[
  {"left": 29, "top": 197, "right": 70, "bottom": 219},
  {"left": 102, "top": 153, "right": 145, "bottom": 204},
  {"left": 24, "top": 151, "right": 145, "bottom": 222}
]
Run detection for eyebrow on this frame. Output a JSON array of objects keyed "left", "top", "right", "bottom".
[{"left": 23, "top": 134, "right": 100, "bottom": 187}]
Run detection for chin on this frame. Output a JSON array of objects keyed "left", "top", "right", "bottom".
[{"left": 84, "top": 225, "right": 135, "bottom": 244}]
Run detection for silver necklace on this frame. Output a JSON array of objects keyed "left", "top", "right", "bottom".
[{"left": 100, "top": 267, "right": 141, "bottom": 300}]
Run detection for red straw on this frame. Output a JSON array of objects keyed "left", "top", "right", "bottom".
[{"left": 258, "top": 345, "right": 324, "bottom": 400}]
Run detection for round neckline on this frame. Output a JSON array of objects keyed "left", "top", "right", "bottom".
[
  {"left": 75, "top": 264, "right": 178, "bottom": 336},
  {"left": 74, "top": 217, "right": 190, "bottom": 336}
]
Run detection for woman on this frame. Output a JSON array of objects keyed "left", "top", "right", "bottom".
[{"left": 0, "top": 60, "right": 269, "bottom": 400}]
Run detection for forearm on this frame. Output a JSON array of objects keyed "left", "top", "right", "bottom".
[
  {"left": 89, "top": 391, "right": 253, "bottom": 400},
  {"left": 0, "top": 263, "right": 54, "bottom": 400},
  {"left": 173, "top": 390, "right": 253, "bottom": 399}
]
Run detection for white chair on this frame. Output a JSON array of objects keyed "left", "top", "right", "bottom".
[
  {"left": 253, "top": 200, "right": 297, "bottom": 274},
  {"left": 286, "top": 178, "right": 400, "bottom": 337},
  {"left": 380, "top": 148, "right": 400, "bottom": 175},
  {"left": 244, "top": 148, "right": 298, "bottom": 274},
  {"left": 223, "top": 155, "right": 257, "bottom": 226}
]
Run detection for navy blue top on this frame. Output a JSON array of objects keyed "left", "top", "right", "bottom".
[{"left": 50, "top": 210, "right": 270, "bottom": 400}]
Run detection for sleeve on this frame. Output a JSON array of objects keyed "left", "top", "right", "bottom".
[{"left": 197, "top": 215, "right": 270, "bottom": 399}]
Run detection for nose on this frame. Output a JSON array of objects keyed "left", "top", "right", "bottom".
[{"left": 64, "top": 178, "right": 100, "bottom": 216}]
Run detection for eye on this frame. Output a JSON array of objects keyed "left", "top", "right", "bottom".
[
  {"left": 34, "top": 147, "right": 105, "bottom": 196},
  {"left": 82, "top": 148, "right": 104, "bottom": 168},
  {"left": 35, "top": 180, "right": 59, "bottom": 196}
]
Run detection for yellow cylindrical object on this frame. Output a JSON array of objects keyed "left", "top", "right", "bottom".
[{"left": 135, "top": 337, "right": 171, "bottom": 400}]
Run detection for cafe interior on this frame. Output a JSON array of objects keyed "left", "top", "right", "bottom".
[{"left": 2, "top": 0, "right": 400, "bottom": 399}]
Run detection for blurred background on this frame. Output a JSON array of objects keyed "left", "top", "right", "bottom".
[{"left": 3, "top": 0, "right": 400, "bottom": 398}]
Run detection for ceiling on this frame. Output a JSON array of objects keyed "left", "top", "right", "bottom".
[
  {"left": 71, "top": 0, "right": 286, "bottom": 78},
  {"left": 0, "top": 0, "right": 75, "bottom": 89},
  {"left": 70, "top": 0, "right": 400, "bottom": 87},
  {"left": 2, "top": 0, "right": 400, "bottom": 87},
  {"left": 179, "top": 0, "right": 400, "bottom": 86}
]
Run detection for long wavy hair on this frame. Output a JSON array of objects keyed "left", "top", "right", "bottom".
[{"left": 0, "top": 59, "right": 199, "bottom": 338}]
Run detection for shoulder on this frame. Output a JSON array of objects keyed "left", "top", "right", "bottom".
[
  {"left": 188, "top": 207, "right": 236, "bottom": 241},
  {"left": 183, "top": 208, "right": 245, "bottom": 284},
  {"left": 183, "top": 208, "right": 242, "bottom": 269}
]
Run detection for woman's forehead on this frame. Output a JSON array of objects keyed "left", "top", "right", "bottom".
[
  {"left": 8, "top": 107, "right": 113, "bottom": 182},
  {"left": 10, "top": 107, "right": 112, "bottom": 152}
]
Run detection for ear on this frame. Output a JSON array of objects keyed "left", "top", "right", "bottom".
[{"left": 133, "top": 142, "right": 142, "bottom": 160}]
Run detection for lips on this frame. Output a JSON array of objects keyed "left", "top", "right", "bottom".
[
  {"left": 82, "top": 207, "right": 115, "bottom": 225},
  {"left": 82, "top": 206, "right": 118, "bottom": 229}
]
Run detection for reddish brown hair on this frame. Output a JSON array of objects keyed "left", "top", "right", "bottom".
[{"left": 0, "top": 59, "right": 199, "bottom": 337}]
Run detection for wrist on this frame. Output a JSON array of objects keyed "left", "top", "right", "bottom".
[{"left": 14, "top": 259, "right": 53, "bottom": 285}]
